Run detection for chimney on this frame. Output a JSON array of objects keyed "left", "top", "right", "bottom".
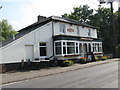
[{"left": 37, "top": 15, "right": 47, "bottom": 22}]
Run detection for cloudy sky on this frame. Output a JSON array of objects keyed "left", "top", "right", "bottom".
[{"left": 0, "top": 0, "right": 119, "bottom": 31}]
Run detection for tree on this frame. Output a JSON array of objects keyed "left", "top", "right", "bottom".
[
  {"left": 62, "top": 5, "right": 93, "bottom": 23},
  {"left": 114, "top": 10, "right": 120, "bottom": 57},
  {"left": 88, "top": 8, "right": 114, "bottom": 54},
  {"left": 0, "top": 19, "right": 18, "bottom": 42},
  {"left": 89, "top": 8, "right": 120, "bottom": 56}
]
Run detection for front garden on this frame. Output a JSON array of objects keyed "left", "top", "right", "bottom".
[
  {"left": 57, "top": 55, "right": 112, "bottom": 67},
  {"left": 18, "top": 55, "right": 112, "bottom": 72}
]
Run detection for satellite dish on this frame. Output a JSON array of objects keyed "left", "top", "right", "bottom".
[{"left": 0, "top": 6, "right": 2, "bottom": 9}]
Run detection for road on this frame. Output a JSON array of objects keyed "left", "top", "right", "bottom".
[{"left": 2, "top": 61, "right": 118, "bottom": 88}]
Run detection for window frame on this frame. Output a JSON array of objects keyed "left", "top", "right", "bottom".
[
  {"left": 60, "top": 23, "right": 65, "bottom": 33},
  {"left": 54, "top": 41, "right": 62, "bottom": 56},
  {"left": 39, "top": 42, "right": 47, "bottom": 57},
  {"left": 77, "top": 26, "right": 79, "bottom": 35},
  {"left": 88, "top": 29, "right": 91, "bottom": 37},
  {"left": 54, "top": 40, "right": 80, "bottom": 56}
]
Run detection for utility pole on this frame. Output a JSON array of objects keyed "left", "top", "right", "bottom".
[
  {"left": 99, "top": 0, "right": 117, "bottom": 57},
  {"left": 0, "top": 6, "right": 2, "bottom": 9}
]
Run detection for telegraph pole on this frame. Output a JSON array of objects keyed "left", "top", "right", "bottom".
[
  {"left": 99, "top": 0, "right": 117, "bottom": 57},
  {"left": 0, "top": 6, "right": 2, "bottom": 9}
]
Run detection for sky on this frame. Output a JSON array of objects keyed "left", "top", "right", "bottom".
[{"left": 0, "top": 0, "right": 119, "bottom": 31}]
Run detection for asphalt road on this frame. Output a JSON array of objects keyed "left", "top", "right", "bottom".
[{"left": 2, "top": 61, "right": 119, "bottom": 88}]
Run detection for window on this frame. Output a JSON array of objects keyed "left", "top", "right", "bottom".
[
  {"left": 63, "top": 42, "right": 66, "bottom": 54},
  {"left": 39, "top": 42, "right": 47, "bottom": 56},
  {"left": 76, "top": 43, "right": 79, "bottom": 54},
  {"left": 67, "top": 42, "right": 75, "bottom": 54},
  {"left": 77, "top": 26, "right": 79, "bottom": 34},
  {"left": 94, "top": 44, "right": 97, "bottom": 52},
  {"left": 93, "top": 44, "right": 95, "bottom": 52},
  {"left": 98, "top": 44, "right": 100, "bottom": 52},
  {"left": 99, "top": 44, "right": 102, "bottom": 52},
  {"left": 88, "top": 29, "right": 91, "bottom": 37},
  {"left": 55, "top": 42, "right": 62, "bottom": 55},
  {"left": 60, "top": 23, "right": 65, "bottom": 33},
  {"left": 79, "top": 43, "right": 82, "bottom": 53},
  {"left": 88, "top": 44, "right": 91, "bottom": 52},
  {"left": 55, "top": 41, "right": 81, "bottom": 55},
  {"left": 83, "top": 44, "right": 87, "bottom": 53}
]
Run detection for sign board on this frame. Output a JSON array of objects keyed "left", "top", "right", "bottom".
[
  {"left": 87, "top": 54, "right": 92, "bottom": 61},
  {"left": 86, "top": 52, "right": 96, "bottom": 62},
  {"left": 67, "top": 28, "right": 74, "bottom": 32}
]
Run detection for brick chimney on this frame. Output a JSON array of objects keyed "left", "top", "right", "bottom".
[{"left": 37, "top": 15, "right": 47, "bottom": 22}]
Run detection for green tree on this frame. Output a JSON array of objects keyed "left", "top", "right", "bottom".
[
  {"left": 89, "top": 8, "right": 120, "bottom": 56},
  {"left": 62, "top": 5, "right": 93, "bottom": 23},
  {"left": 89, "top": 8, "right": 114, "bottom": 54},
  {"left": 0, "top": 19, "right": 18, "bottom": 42},
  {"left": 114, "top": 10, "right": 120, "bottom": 57}
]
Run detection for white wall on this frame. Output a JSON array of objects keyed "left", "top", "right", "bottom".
[
  {"left": 54, "top": 21, "right": 97, "bottom": 38},
  {"left": 0, "top": 21, "right": 53, "bottom": 64}
]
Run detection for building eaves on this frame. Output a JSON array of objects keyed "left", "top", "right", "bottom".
[{"left": 51, "top": 16, "right": 97, "bottom": 29}]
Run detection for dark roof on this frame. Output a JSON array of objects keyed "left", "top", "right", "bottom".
[{"left": 1, "top": 16, "right": 97, "bottom": 47}]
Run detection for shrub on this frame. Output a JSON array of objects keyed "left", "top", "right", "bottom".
[
  {"left": 79, "top": 57, "right": 87, "bottom": 64},
  {"left": 105, "top": 56, "right": 110, "bottom": 59},
  {"left": 62, "top": 60, "right": 74, "bottom": 66},
  {"left": 95, "top": 56, "right": 99, "bottom": 61},
  {"left": 102, "top": 56, "right": 107, "bottom": 60}
]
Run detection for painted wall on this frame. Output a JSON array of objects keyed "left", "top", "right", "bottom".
[
  {"left": 0, "top": 20, "right": 98, "bottom": 64},
  {"left": 53, "top": 21, "right": 97, "bottom": 38},
  {"left": 0, "top": 21, "right": 53, "bottom": 64}
]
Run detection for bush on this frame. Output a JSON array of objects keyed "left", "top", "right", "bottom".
[
  {"left": 62, "top": 60, "right": 74, "bottom": 66},
  {"left": 95, "top": 56, "right": 99, "bottom": 61},
  {"left": 105, "top": 56, "right": 110, "bottom": 59},
  {"left": 102, "top": 56, "right": 107, "bottom": 60},
  {"left": 79, "top": 57, "right": 87, "bottom": 64}
]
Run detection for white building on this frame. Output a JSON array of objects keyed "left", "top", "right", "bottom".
[{"left": 0, "top": 16, "right": 103, "bottom": 72}]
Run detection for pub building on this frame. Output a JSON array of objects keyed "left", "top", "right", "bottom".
[{"left": 0, "top": 16, "right": 103, "bottom": 72}]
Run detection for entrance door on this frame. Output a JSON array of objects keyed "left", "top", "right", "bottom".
[
  {"left": 83, "top": 43, "right": 87, "bottom": 57},
  {"left": 25, "top": 45, "right": 34, "bottom": 61}
]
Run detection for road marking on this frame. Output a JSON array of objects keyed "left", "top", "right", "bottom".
[{"left": 2, "top": 79, "right": 30, "bottom": 86}]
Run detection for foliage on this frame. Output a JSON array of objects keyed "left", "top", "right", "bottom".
[
  {"left": 0, "top": 19, "right": 18, "bottom": 42},
  {"left": 116, "top": 44, "right": 120, "bottom": 57},
  {"left": 102, "top": 56, "right": 107, "bottom": 60},
  {"left": 62, "top": 5, "right": 93, "bottom": 23},
  {"left": 95, "top": 56, "right": 99, "bottom": 61},
  {"left": 89, "top": 8, "right": 119, "bottom": 56},
  {"left": 105, "top": 56, "right": 110, "bottom": 59},
  {"left": 79, "top": 57, "right": 87, "bottom": 64},
  {"left": 62, "top": 60, "right": 74, "bottom": 66}
]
